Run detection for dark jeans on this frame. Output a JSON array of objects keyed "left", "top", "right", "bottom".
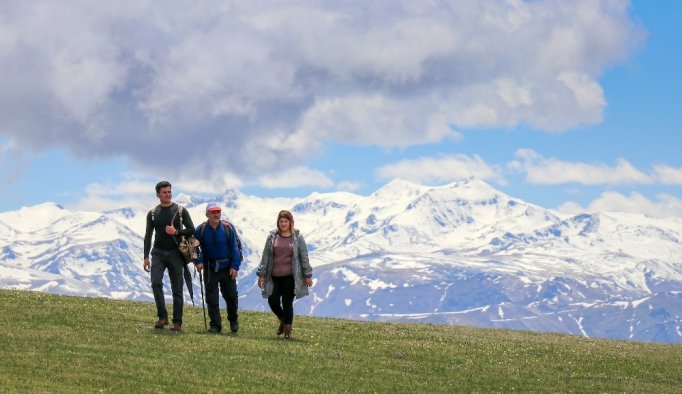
[
  {"left": 151, "top": 248, "right": 185, "bottom": 324},
  {"left": 268, "top": 275, "right": 295, "bottom": 325},
  {"left": 204, "top": 269, "right": 239, "bottom": 330}
]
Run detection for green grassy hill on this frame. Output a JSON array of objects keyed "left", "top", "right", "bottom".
[{"left": 1, "top": 289, "right": 681, "bottom": 393}]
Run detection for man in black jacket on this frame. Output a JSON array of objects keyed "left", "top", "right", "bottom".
[{"left": 143, "top": 181, "right": 195, "bottom": 332}]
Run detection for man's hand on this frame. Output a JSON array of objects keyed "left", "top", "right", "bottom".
[
  {"left": 230, "top": 268, "right": 238, "bottom": 280},
  {"left": 257, "top": 277, "right": 265, "bottom": 287},
  {"left": 165, "top": 225, "right": 177, "bottom": 235},
  {"left": 304, "top": 277, "right": 313, "bottom": 287},
  {"left": 143, "top": 258, "right": 151, "bottom": 273},
  {"left": 195, "top": 263, "right": 203, "bottom": 272}
]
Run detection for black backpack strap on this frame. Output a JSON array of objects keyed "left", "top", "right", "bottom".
[
  {"left": 222, "top": 220, "right": 233, "bottom": 248},
  {"left": 198, "top": 221, "right": 207, "bottom": 240},
  {"left": 150, "top": 204, "right": 162, "bottom": 224},
  {"left": 224, "top": 221, "right": 243, "bottom": 261},
  {"left": 223, "top": 221, "right": 240, "bottom": 261}
]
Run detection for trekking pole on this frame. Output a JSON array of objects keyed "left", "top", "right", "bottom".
[{"left": 198, "top": 269, "right": 207, "bottom": 331}]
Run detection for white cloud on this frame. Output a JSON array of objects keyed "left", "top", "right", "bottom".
[
  {"left": 376, "top": 154, "right": 505, "bottom": 185},
  {"left": 259, "top": 167, "right": 334, "bottom": 189},
  {"left": 0, "top": 1, "right": 644, "bottom": 180},
  {"left": 71, "top": 169, "right": 249, "bottom": 211},
  {"left": 511, "top": 149, "right": 653, "bottom": 185},
  {"left": 292, "top": 94, "right": 460, "bottom": 153},
  {"left": 73, "top": 179, "right": 155, "bottom": 212},
  {"left": 336, "top": 181, "right": 363, "bottom": 193},
  {"left": 83, "top": 180, "right": 152, "bottom": 197},
  {"left": 175, "top": 174, "right": 244, "bottom": 196},
  {"left": 556, "top": 201, "right": 584, "bottom": 216},
  {"left": 558, "top": 191, "right": 682, "bottom": 218},
  {"left": 653, "top": 165, "right": 682, "bottom": 185}
]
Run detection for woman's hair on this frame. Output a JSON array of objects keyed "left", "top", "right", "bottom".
[{"left": 277, "top": 210, "right": 295, "bottom": 233}]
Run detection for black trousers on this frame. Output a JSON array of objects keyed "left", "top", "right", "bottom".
[
  {"left": 268, "top": 275, "right": 295, "bottom": 325},
  {"left": 204, "top": 269, "right": 239, "bottom": 330}
]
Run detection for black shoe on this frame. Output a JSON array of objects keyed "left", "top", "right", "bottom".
[
  {"left": 230, "top": 320, "right": 239, "bottom": 333},
  {"left": 208, "top": 326, "right": 221, "bottom": 334}
]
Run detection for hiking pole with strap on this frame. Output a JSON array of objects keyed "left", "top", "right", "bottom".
[{"left": 198, "top": 268, "right": 207, "bottom": 331}]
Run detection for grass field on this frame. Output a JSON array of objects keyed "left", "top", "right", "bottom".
[{"left": 0, "top": 289, "right": 681, "bottom": 393}]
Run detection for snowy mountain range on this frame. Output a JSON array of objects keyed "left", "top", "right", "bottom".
[{"left": 1, "top": 178, "right": 680, "bottom": 343}]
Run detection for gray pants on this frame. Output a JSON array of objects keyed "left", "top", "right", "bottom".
[{"left": 151, "top": 248, "right": 185, "bottom": 324}]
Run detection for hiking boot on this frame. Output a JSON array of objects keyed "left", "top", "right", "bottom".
[
  {"left": 154, "top": 318, "right": 169, "bottom": 329},
  {"left": 276, "top": 319, "right": 285, "bottom": 336},
  {"left": 208, "top": 326, "right": 221, "bottom": 334},
  {"left": 169, "top": 323, "right": 182, "bottom": 332},
  {"left": 229, "top": 320, "right": 239, "bottom": 333},
  {"left": 283, "top": 324, "right": 292, "bottom": 340}
]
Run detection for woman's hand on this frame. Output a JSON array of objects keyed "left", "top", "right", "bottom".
[{"left": 304, "top": 277, "right": 313, "bottom": 287}]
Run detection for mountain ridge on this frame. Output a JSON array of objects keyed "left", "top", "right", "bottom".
[{"left": 1, "top": 178, "right": 680, "bottom": 343}]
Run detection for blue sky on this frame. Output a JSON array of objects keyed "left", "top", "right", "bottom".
[{"left": 0, "top": 0, "right": 681, "bottom": 217}]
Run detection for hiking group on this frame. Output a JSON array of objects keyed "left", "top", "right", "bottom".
[{"left": 143, "top": 181, "right": 313, "bottom": 339}]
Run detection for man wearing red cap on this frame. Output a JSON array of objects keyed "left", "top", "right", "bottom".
[{"left": 194, "top": 202, "right": 242, "bottom": 333}]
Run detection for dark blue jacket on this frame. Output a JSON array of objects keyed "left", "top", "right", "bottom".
[{"left": 194, "top": 221, "right": 241, "bottom": 272}]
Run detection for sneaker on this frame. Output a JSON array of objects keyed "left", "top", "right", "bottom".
[
  {"left": 208, "top": 326, "right": 221, "bottom": 334},
  {"left": 154, "top": 318, "right": 169, "bottom": 329},
  {"left": 230, "top": 320, "right": 239, "bottom": 333},
  {"left": 169, "top": 323, "right": 182, "bottom": 332}
]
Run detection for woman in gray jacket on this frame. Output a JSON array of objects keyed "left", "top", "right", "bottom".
[{"left": 257, "top": 210, "right": 313, "bottom": 339}]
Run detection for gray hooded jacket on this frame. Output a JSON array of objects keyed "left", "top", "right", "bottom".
[{"left": 257, "top": 229, "right": 313, "bottom": 299}]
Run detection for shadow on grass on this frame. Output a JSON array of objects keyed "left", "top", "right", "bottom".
[{"left": 261, "top": 336, "right": 307, "bottom": 343}]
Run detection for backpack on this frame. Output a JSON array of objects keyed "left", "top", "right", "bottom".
[{"left": 197, "top": 220, "right": 244, "bottom": 262}]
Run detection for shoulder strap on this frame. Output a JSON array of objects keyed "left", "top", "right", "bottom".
[
  {"left": 222, "top": 220, "right": 233, "bottom": 242},
  {"left": 150, "top": 204, "right": 162, "bottom": 223},
  {"left": 167, "top": 203, "right": 182, "bottom": 225},
  {"left": 168, "top": 204, "right": 183, "bottom": 245},
  {"left": 223, "top": 220, "right": 237, "bottom": 253},
  {"left": 198, "top": 221, "right": 207, "bottom": 239},
  {"left": 223, "top": 220, "right": 243, "bottom": 261}
]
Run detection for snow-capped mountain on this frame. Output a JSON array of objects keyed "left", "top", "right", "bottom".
[{"left": 1, "top": 178, "right": 680, "bottom": 343}]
